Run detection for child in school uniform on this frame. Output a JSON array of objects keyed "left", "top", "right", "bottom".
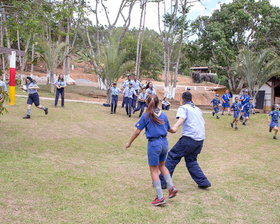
[
  {"left": 110, "top": 82, "right": 121, "bottom": 114},
  {"left": 230, "top": 97, "right": 242, "bottom": 130},
  {"left": 222, "top": 89, "right": 231, "bottom": 115},
  {"left": 211, "top": 94, "right": 221, "bottom": 119},
  {"left": 21, "top": 76, "right": 48, "bottom": 119},
  {"left": 123, "top": 82, "right": 136, "bottom": 117},
  {"left": 162, "top": 97, "right": 170, "bottom": 110},
  {"left": 126, "top": 95, "right": 178, "bottom": 206},
  {"left": 239, "top": 90, "right": 251, "bottom": 120},
  {"left": 241, "top": 98, "right": 254, "bottom": 126},
  {"left": 54, "top": 74, "right": 66, "bottom": 108},
  {"left": 268, "top": 104, "right": 280, "bottom": 140},
  {"left": 133, "top": 88, "right": 147, "bottom": 117}
]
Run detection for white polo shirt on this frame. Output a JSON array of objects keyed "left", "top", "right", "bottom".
[{"left": 176, "top": 102, "right": 205, "bottom": 141}]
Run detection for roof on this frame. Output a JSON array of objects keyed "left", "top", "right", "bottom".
[{"left": 190, "top": 67, "right": 209, "bottom": 70}]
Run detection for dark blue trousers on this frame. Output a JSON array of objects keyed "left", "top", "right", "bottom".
[
  {"left": 162, "top": 104, "right": 170, "bottom": 110},
  {"left": 55, "top": 88, "right": 64, "bottom": 107},
  {"left": 160, "top": 136, "right": 210, "bottom": 187},
  {"left": 133, "top": 101, "right": 146, "bottom": 117},
  {"left": 111, "top": 95, "right": 118, "bottom": 113},
  {"left": 125, "top": 98, "right": 133, "bottom": 116},
  {"left": 122, "top": 96, "right": 127, "bottom": 107}
]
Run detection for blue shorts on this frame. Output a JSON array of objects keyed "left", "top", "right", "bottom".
[
  {"left": 222, "top": 102, "right": 230, "bottom": 108},
  {"left": 147, "top": 137, "right": 168, "bottom": 166},
  {"left": 233, "top": 111, "right": 239, "bottom": 118},
  {"left": 27, "top": 93, "right": 40, "bottom": 106},
  {"left": 214, "top": 107, "right": 219, "bottom": 114},
  {"left": 270, "top": 122, "right": 279, "bottom": 128},
  {"left": 244, "top": 111, "right": 250, "bottom": 118}
]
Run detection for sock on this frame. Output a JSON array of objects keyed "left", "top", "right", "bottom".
[
  {"left": 153, "top": 180, "right": 163, "bottom": 200},
  {"left": 163, "top": 174, "right": 174, "bottom": 190},
  {"left": 27, "top": 109, "right": 31, "bottom": 116},
  {"left": 41, "top": 106, "right": 46, "bottom": 110}
]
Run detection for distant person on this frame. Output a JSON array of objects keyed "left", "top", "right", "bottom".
[
  {"left": 21, "top": 76, "right": 48, "bottom": 119},
  {"left": 186, "top": 87, "right": 191, "bottom": 91},
  {"left": 146, "top": 82, "right": 156, "bottom": 95},
  {"left": 221, "top": 89, "right": 231, "bottom": 115},
  {"left": 110, "top": 82, "right": 121, "bottom": 114},
  {"left": 122, "top": 74, "right": 132, "bottom": 108},
  {"left": 159, "top": 92, "right": 211, "bottom": 190},
  {"left": 126, "top": 95, "right": 178, "bottom": 206},
  {"left": 230, "top": 96, "right": 242, "bottom": 130},
  {"left": 241, "top": 98, "right": 254, "bottom": 126},
  {"left": 268, "top": 104, "right": 280, "bottom": 140},
  {"left": 131, "top": 75, "right": 142, "bottom": 109},
  {"left": 133, "top": 88, "right": 147, "bottom": 118},
  {"left": 239, "top": 90, "right": 250, "bottom": 121},
  {"left": 54, "top": 74, "right": 66, "bottom": 108},
  {"left": 211, "top": 94, "right": 221, "bottom": 119},
  {"left": 0, "top": 76, "right": 7, "bottom": 103},
  {"left": 123, "top": 82, "right": 136, "bottom": 117},
  {"left": 162, "top": 97, "right": 170, "bottom": 110}
]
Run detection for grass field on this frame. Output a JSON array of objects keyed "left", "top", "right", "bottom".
[{"left": 1, "top": 97, "right": 280, "bottom": 224}]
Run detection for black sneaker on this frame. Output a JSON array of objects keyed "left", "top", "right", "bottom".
[
  {"left": 273, "top": 136, "right": 278, "bottom": 140},
  {"left": 129, "top": 114, "right": 131, "bottom": 117},
  {"left": 235, "top": 126, "right": 238, "bottom": 130},
  {"left": 222, "top": 113, "right": 224, "bottom": 116},
  {"left": 230, "top": 122, "right": 233, "bottom": 128},
  {"left": 161, "top": 184, "right": 167, "bottom": 190},
  {"left": 198, "top": 184, "right": 211, "bottom": 189},
  {"left": 44, "top": 108, "right": 48, "bottom": 115},
  {"left": 212, "top": 112, "right": 215, "bottom": 116},
  {"left": 269, "top": 126, "right": 272, "bottom": 133},
  {"left": 242, "top": 122, "right": 246, "bottom": 126},
  {"left": 110, "top": 111, "right": 113, "bottom": 114},
  {"left": 216, "top": 116, "right": 219, "bottom": 119},
  {"left": 23, "top": 115, "right": 30, "bottom": 119}
]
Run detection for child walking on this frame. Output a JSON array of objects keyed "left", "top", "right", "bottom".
[
  {"left": 230, "top": 97, "right": 242, "bottom": 130},
  {"left": 222, "top": 89, "right": 231, "bottom": 115},
  {"left": 133, "top": 88, "right": 147, "bottom": 117},
  {"left": 268, "top": 104, "right": 280, "bottom": 140},
  {"left": 211, "top": 94, "right": 221, "bottom": 119},
  {"left": 126, "top": 95, "right": 178, "bottom": 206},
  {"left": 110, "top": 82, "right": 121, "bottom": 114},
  {"left": 21, "top": 76, "right": 48, "bottom": 119}
]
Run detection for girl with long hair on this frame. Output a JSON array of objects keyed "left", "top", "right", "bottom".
[
  {"left": 126, "top": 95, "right": 177, "bottom": 206},
  {"left": 54, "top": 74, "right": 66, "bottom": 108}
]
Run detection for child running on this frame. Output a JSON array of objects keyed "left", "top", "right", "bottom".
[
  {"left": 268, "top": 104, "right": 280, "bottom": 140},
  {"left": 126, "top": 95, "right": 178, "bottom": 206},
  {"left": 133, "top": 88, "right": 147, "bottom": 117},
  {"left": 21, "top": 76, "right": 48, "bottom": 119},
  {"left": 211, "top": 94, "right": 221, "bottom": 119},
  {"left": 221, "top": 89, "right": 231, "bottom": 115},
  {"left": 241, "top": 98, "right": 254, "bottom": 126},
  {"left": 230, "top": 97, "right": 242, "bottom": 130}
]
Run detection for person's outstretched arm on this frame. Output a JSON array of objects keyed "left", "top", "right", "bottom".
[
  {"left": 126, "top": 129, "right": 141, "bottom": 148},
  {"left": 170, "top": 117, "right": 185, "bottom": 133}
]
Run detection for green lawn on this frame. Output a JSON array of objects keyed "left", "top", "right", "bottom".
[{"left": 0, "top": 98, "right": 280, "bottom": 224}]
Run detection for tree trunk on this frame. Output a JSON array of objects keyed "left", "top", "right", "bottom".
[
  {"left": 0, "top": 12, "right": 5, "bottom": 81},
  {"left": 95, "top": 0, "right": 101, "bottom": 60},
  {"left": 30, "top": 34, "right": 36, "bottom": 78}
]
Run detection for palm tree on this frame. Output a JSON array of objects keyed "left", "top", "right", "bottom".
[
  {"left": 95, "top": 42, "right": 135, "bottom": 104},
  {"left": 231, "top": 48, "right": 280, "bottom": 101},
  {"left": 37, "top": 41, "right": 67, "bottom": 92}
]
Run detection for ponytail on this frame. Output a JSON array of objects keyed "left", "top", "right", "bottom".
[{"left": 145, "top": 95, "right": 164, "bottom": 125}]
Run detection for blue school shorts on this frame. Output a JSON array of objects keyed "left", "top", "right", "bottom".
[
  {"left": 244, "top": 111, "right": 250, "bottom": 118},
  {"left": 27, "top": 93, "right": 40, "bottom": 106},
  {"left": 233, "top": 111, "right": 239, "bottom": 118},
  {"left": 214, "top": 107, "right": 219, "bottom": 114},
  {"left": 147, "top": 137, "right": 168, "bottom": 166},
  {"left": 222, "top": 102, "right": 230, "bottom": 108},
  {"left": 270, "top": 121, "right": 279, "bottom": 128}
]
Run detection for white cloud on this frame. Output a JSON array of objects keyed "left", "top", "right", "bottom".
[{"left": 270, "top": 0, "right": 280, "bottom": 7}]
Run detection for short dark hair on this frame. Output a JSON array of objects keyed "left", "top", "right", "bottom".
[{"left": 182, "top": 91, "right": 192, "bottom": 103}]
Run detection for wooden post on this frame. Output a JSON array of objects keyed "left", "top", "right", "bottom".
[{"left": 9, "top": 51, "right": 16, "bottom": 105}]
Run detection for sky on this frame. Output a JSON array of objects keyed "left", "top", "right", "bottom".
[{"left": 89, "top": 0, "right": 280, "bottom": 33}]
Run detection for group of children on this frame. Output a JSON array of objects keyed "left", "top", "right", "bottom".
[
  {"left": 211, "top": 89, "right": 280, "bottom": 139},
  {"left": 109, "top": 74, "right": 171, "bottom": 118}
]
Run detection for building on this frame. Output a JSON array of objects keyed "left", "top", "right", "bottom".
[
  {"left": 190, "top": 66, "right": 217, "bottom": 83},
  {"left": 258, "top": 77, "right": 280, "bottom": 111}
]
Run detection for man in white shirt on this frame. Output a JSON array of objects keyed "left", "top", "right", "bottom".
[{"left": 160, "top": 92, "right": 211, "bottom": 189}]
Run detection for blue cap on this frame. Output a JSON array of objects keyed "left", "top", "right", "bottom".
[
  {"left": 275, "top": 104, "right": 280, "bottom": 109},
  {"left": 187, "top": 87, "right": 191, "bottom": 90},
  {"left": 244, "top": 89, "right": 249, "bottom": 92},
  {"left": 216, "top": 94, "right": 219, "bottom": 97}
]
